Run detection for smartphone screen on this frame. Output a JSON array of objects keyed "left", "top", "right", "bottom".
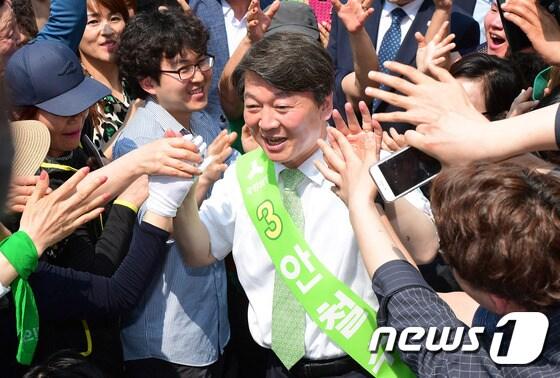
[{"left": 377, "top": 147, "right": 441, "bottom": 198}]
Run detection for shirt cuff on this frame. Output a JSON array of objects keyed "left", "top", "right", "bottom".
[
  {"left": 372, "top": 260, "right": 434, "bottom": 326},
  {"left": 113, "top": 199, "right": 139, "bottom": 214}
]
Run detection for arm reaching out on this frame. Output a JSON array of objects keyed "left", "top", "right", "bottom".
[
  {"left": 334, "top": 0, "right": 377, "bottom": 108},
  {"left": 76, "top": 136, "right": 203, "bottom": 204},
  {"left": 219, "top": 0, "right": 280, "bottom": 120},
  {"left": 365, "top": 62, "right": 558, "bottom": 165},
  {"left": 415, "top": 21, "right": 455, "bottom": 74}
]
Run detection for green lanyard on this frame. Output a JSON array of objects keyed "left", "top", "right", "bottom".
[
  {"left": 0, "top": 231, "right": 39, "bottom": 365},
  {"left": 236, "top": 149, "right": 415, "bottom": 377}
]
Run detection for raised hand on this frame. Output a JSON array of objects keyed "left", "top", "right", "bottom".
[
  {"left": 241, "top": 124, "right": 259, "bottom": 153},
  {"left": 6, "top": 175, "right": 50, "bottom": 214},
  {"left": 502, "top": 0, "right": 560, "bottom": 65},
  {"left": 415, "top": 21, "right": 455, "bottom": 74},
  {"left": 366, "top": 61, "right": 484, "bottom": 127},
  {"left": 331, "top": 101, "right": 382, "bottom": 161},
  {"left": 19, "top": 168, "right": 109, "bottom": 255},
  {"left": 316, "top": 127, "right": 378, "bottom": 207},
  {"left": 332, "top": 0, "right": 374, "bottom": 34},
  {"left": 364, "top": 62, "right": 500, "bottom": 166},
  {"left": 382, "top": 127, "right": 407, "bottom": 152},
  {"left": 246, "top": 0, "right": 280, "bottom": 42},
  {"left": 199, "top": 130, "right": 237, "bottom": 186},
  {"left": 319, "top": 21, "right": 331, "bottom": 48},
  {"left": 144, "top": 134, "right": 209, "bottom": 217}
]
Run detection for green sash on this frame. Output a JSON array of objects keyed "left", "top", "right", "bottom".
[
  {"left": 0, "top": 231, "right": 40, "bottom": 365},
  {"left": 236, "top": 148, "right": 414, "bottom": 377}
]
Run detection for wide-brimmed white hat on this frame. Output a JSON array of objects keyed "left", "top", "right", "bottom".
[{"left": 10, "top": 120, "right": 50, "bottom": 176}]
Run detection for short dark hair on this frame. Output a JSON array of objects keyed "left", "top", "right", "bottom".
[
  {"left": 507, "top": 51, "right": 547, "bottom": 90},
  {"left": 88, "top": 0, "right": 130, "bottom": 23},
  {"left": 23, "top": 350, "right": 104, "bottom": 377},
  {"left": 232, "top": 32, "right": 334, "bottom": 105},
  {"left": 450, "top": 53, "right": 522, "bottom": 120},
  {"left": 431, "top": 162, "right": 560, "bottom": 312},
  {"left": 117, "top": 9, "right": 208, "bottom": 99}
]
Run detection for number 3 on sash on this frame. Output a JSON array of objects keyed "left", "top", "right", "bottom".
[{"left": 257, "top": 200, "right": 283, "bottom": 239}]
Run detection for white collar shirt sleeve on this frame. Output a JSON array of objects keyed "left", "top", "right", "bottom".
[{"left": 222, "top": 0, "right": 248, "bottom": 57}]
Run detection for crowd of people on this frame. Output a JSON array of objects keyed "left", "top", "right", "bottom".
[{"left": 0, "top": 0, "right": 560, "bottom": 377}]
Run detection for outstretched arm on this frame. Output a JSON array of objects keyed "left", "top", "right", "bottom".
[
  {"left": 174, "top": 180, "right": 215, "bottom": 267},
  {"left": 31, "top": 210, "right": 172, "bottom": 320},
  {"left": 77, "top": 136, "right": 202, "bottom": 203},
  {"left": 365, "top": 62, "right": 558, "bottom": 165},
  {"left": 36, "top": 0, "right": 87, "bottom": 51},
  {"left": 315, "top": 127, "right": 505, "bottom": 377},
  {"left": 334, "top": 0, "right": 377, "bottom": 108},
  {"left": 218, "top": 0, "right": 280, "bottom": 120}
]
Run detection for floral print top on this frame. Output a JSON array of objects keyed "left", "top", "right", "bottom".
[{"left": 89, "top": 86, "right": 131, "bottom": 153}]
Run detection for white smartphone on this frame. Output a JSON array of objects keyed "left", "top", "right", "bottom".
[{"left": 369, "top": 146, "right": 442, "bottom": 202}]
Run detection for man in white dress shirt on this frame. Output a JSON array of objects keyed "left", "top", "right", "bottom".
[{"left": 172, "top": 32, "right": 410, "bottom": 377}]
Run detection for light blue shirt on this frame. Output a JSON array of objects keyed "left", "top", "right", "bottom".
[
  {"left": 113, "top": 98, "right": 230, "bottom": 366},
  {"left": 473, "top": 0, "right": 492, "bottom": 44}
]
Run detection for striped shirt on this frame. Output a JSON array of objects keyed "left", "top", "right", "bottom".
[
  {"left": 373, "top": 260, "right": 560, "bottom": 377},
  {"left": 113, "top": 97, "right": 230, "bottom": 366}
]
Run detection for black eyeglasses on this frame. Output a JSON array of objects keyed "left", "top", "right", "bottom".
[{"left": 160, "top": 55, "right": 215, "bottom": 81}]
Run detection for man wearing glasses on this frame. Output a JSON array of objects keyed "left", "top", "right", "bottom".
[{"left": 112, "top": 9, "right": 235, "bottom": 378}]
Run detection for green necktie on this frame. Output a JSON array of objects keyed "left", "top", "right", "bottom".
[{"left": 272, "top": 168, "right": 307, "bottom": 369}]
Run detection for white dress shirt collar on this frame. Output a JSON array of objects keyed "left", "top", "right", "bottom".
[
  {"left": 382, "top": 0, "right": 424, "bottom": 22},
  {"left": 274, "top": 145, "right": 326, "bottom": 188}
]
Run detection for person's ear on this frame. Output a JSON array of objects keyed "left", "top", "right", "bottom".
[
  {"left": 320, "top": 93, "right": 334, "bottom": 121},
  {"left": 488, "top": 294, "right": 518, "bottom": 315},
  {"left": 139, "top": 77, "right": 158, "bottom": 96}
]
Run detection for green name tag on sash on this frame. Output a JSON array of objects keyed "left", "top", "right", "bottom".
[{"left": 236, "top": 148, "right": 415, "bottom": 377}]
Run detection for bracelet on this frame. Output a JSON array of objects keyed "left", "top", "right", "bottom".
[{"left": 113, "top": 199, "right": 139, "bottom": 214}]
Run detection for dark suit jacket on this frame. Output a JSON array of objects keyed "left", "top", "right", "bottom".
[
  {"left": 189, "top": 0, "right": 273, "bottom": 129},
  {"left": 328, "top": 0, "right": 479, "bottom": 133},
  {"left": 455, "top": 0, "right": 477, "bottom": 15}
]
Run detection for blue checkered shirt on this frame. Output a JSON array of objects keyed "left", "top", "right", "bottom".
[
  {"left": 373, "top": 260, "right": 560, "bottom": 377},
  {"left": 113, "top": 98, "right": 231, "bottom": 366}
]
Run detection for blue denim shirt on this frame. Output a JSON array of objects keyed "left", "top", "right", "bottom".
[{"left": 114, "top": 98, "right": 230, "bottom": 365}]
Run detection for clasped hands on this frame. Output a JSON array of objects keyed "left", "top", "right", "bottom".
[{"left": 146, "top": 133, "right": 208, "bottom": 218}]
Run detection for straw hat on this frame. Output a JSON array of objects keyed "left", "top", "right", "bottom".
[{"left": 10, "top": 120, "right": 51, "bottom": 176}]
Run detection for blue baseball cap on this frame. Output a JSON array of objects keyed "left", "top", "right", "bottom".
[{"left": 5, "top": 40, "right": 110, "bottom": 116}]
